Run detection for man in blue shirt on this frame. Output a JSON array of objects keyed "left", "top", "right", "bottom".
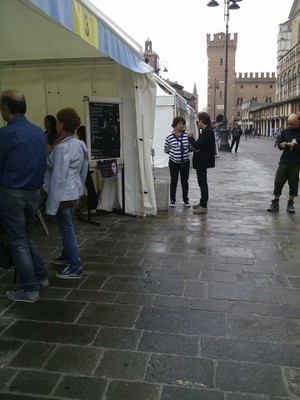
[{"left": 0, "top": 90, "right": 48, "bottom": 303}]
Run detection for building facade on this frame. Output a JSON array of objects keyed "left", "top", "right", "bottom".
[
  {"left": 207, "top": 33, "right": 276, "bottom": 127},
  {"left": 207, "top": 32, "right": 237, "bottom": 124},
  {"left": 241, "top": 0, "right": 300, "bottom": 136}
]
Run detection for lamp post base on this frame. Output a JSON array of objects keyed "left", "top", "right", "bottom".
[{"left": 219, "top": 127, "right": 231, "bottom": 152}]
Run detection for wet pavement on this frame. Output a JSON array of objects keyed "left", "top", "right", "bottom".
[{"left": 0, "top": 137, "right": 300, "bottom": 400}]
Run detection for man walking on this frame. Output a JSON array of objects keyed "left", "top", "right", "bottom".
[
  {"left": 230, "top": 123, "right": 243, "bottom": 153},
  {"left": 267, "top": 113, "right": 300, "bottom": 213},
  {"left": 188, "top": 112, "right": 215, "bottom": 214},
  {"left": 0, "top": 90, "right": 48, "bottom": 302}
]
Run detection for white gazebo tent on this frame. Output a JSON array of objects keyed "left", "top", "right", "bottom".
[{"left": 0, "top": 0, "right": 157, "bottom": 216}]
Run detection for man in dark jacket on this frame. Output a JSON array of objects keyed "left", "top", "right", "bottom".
[
  {"left": 188, "top": 112, "right": 215, "bottom": 214},
  {"left": 268, "top": 113, "right": 300, "bottom": 213},
  {"left": 230, "top": 123, "right": 243, "bottom": 153}
]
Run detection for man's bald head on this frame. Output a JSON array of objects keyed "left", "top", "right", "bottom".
[
  {"left": 287, "top": 113, "right": 299, "bottom": 130},
  {"left": 0, "top": 90, "right": 27, "bottom": 119}
]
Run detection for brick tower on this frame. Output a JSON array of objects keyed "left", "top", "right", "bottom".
[
  {"left": 144, "top": 38, "right": 159, "bottom": 74},
  {"left": 207, "top": 32, "right": 237, "bottom": 126}
]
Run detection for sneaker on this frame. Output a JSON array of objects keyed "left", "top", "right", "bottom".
[
  {"left": 267, "top": 200, "right": 279, "bottom": 212},
  {"left": 169, "top": 201, "right": 175, "bottom": 208},
  {"left": 184, "top": 201, "right": 191, "bottom": 207},
  {"left": 82, "top": 209, "right": 97, "bottom": 215},
  {"left": 38, "top": 278, "right": 49, "bottom": 289},
  {"left": 287, "top": 200, "right": 295, "bottom": 213},
  {"left": 51, "top": 255, "right": 69, "bottom": 265},
  {"left": 56, "top": 265, "right": 82, "bottom": 280},
  {"left": 193, "top": 203, "right": 201, "bottom": 210},
  {"left": 6, "top": 289, "right": 39, "bottom": 303},
  {"left": 193, "top": 206, "right": 208, "bottom": 214}
]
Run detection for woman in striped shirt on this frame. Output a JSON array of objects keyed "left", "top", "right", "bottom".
[{"left": 164, "top": 116, "right": 192, "bottom": 207}]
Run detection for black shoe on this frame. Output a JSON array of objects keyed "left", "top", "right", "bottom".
[
  {"left": 267, "top": 200, "right": 279, "bottom": 212},
  {"left": 287, "top": 200, "right": 295, "bottom": 213},
  {"left": 51, "top": 255, "right": 69, "bottom": 265}
]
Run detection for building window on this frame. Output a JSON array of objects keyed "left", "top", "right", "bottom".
[
  {"left": 219, "top": 91, "right": 223, "bottom": 99},
  {"left": 270, "top": 85, "right": 273, "bottom": 88},
  {"left": 255, "top": 85, "right": 258, "bottom": 88},
  {"left": 240, "top": 85, "right": 243, "bottom": 89},
  {"left": 220, "top": 58, "right": 223, "bottom": 66}
]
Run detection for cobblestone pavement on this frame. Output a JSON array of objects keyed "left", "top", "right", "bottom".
[{"left": 0, "top": 137, "right": 300, "bottom": 400}]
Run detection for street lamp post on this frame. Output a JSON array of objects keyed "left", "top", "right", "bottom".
[{"left": 207, "top": 0, "right": 242, "bottom": 151}]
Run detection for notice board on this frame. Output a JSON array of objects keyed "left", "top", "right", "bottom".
[{"left": 84, "top": 96, "right": 122, "bottom": 161}]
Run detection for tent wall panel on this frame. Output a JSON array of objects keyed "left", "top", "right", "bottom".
[{"left": 0, "top": 68, "right": 47, "bottom": 126}]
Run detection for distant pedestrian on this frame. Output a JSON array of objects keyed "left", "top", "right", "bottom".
[
  {"left": 230, "top": 123, "right": 243, "bottom": 152},
  {"left": 214, "top": 125, "right": 220, "bottom": 158},
  {"left": 164, "top": 116, "right": 192, "bottom": 208},
  {"left": 188, "top": 112, "right": 215, "bottom": 214},
  {"left": 274, "top": 127, "right": 282, "bottom": 147},
  {"left": 267, "top": 114, "right": 300, "bottom": 213}
]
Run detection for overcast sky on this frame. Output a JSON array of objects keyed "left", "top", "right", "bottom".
[{"left": 89, "top": 0, "right": 293, "bottom": 110}]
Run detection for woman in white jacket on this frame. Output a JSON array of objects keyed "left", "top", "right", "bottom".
[{"left": 43, "top": 108, "right": 88, "bottom": 279}]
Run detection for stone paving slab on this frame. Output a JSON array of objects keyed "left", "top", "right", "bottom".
[{"left": 0, "top": 138, "right": 300, "bottom": 399}]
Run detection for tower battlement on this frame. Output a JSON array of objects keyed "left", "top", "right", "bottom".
[
  {"left": 235, "top": 72, "right": 276, "bottom": 82},
  {"left": 207, "top": 32, "right": 238, "bottom": 45}
]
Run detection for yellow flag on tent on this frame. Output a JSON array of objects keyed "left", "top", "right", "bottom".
[{"left": 72, "top": 0, "right": 99, "bottom": 48}]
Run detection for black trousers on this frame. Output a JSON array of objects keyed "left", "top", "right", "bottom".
[
  {"left": 169, "top": 159, "right": 190, "bottom": 203},
  {"left": 196, "top": 168, "right": 208, "bottom": 208},
  {"left": 230, "top": 137, "right": 240, "bottom": 152},
  {"left": 273, "top": 163, "right": 300, "bottom": 197}
]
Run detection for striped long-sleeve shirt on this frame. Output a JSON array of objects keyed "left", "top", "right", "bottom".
[{"left": 164, "top": 131, "right": 191, "bottom": 164}]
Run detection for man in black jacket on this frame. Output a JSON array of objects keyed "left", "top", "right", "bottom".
[
  {"left": 188, "top": 112, "right": 215, "bottom": 214},
  {"left": 268, "top": 113, "right": 300, "bottom": 213},
  {"left": 230, "top": 123, "right": 243, "bottom": 153}
]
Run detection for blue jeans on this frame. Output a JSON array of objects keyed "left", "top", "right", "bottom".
[
  {"left": 56, "top": 207, "right": 81, "bottom": 271},
  {"left": 0, "top": 186, "right": 47, "bottom": 293}
]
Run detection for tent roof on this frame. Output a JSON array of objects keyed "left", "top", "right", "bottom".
[{"left": 0, "top": 0, "right": 153, "bottom": 74}]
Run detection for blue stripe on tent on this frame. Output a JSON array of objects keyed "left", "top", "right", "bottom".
[
  {"left": 98, "top": 23, "right": 151, "bottom": 73},
  {"left": 28, "top": 0, "right": 152, "bottom": 74},
  {"left": 29, "top": 0, "right": 73, "bottom": 31}
]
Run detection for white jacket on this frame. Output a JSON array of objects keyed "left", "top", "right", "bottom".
[{"left": 43, "top": 136, "right": 88, "bottom": 215}]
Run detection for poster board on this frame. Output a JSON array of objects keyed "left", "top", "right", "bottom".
[{"left": 84, "top": 96, "right": 122, "bottom": 161}]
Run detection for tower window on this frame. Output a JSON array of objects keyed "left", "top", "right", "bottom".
[{"left": 220, "top": 58, "right": 223, "bottom": 66}]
